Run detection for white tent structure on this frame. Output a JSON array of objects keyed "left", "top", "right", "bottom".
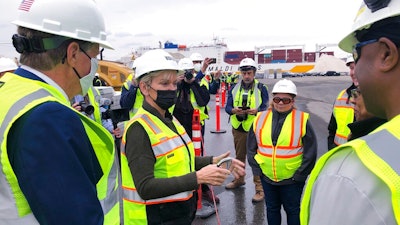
[{"left": 310, "top": 54, "right": 349, "bottom": 74}]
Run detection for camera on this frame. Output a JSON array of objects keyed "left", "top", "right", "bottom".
[
  {"left": 209, "top": 58, "right": 217, "bottom": 64},
  {"left": 184, "top": 70, "right": 194, "bottom": 80},
  {"left": 79, "top": 101, "right": 94, "bottom": 115},
  {"left": 241, "top": 92, "right": 249, "bottom": 110},
  {"left": 102, "top": 108, "right": 130, "bottom": 128},
  {"left": 236, "top": 93, "right": 249, "bottom": 121}
]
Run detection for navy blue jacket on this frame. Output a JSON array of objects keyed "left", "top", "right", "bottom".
[{"left": 7, "top": 68, "right": 104, "bottom": 225}]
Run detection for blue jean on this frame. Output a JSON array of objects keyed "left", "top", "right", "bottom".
[{"left": 261, "top": 178, "right": 305, "bottom": 225}]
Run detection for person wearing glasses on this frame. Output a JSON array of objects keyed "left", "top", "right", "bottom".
[
  {"left": 347, "top": 88, "right": 386, "bottom": 141},
  {"left": 247, "top": 79, "right": 317, "bottom": 225},
  {"left": 224, "top": 57, "right": 269, "bottom": 203},
  {"left": 301, "top": 1, "right": 400, "bottom": 224},
  {"left": 327, "top": 56, "right": 357, "bottom": 150}
]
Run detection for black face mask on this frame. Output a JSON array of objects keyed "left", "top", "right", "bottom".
[{"left": 149, "top": 86, "right": 177, "bottom": 110}]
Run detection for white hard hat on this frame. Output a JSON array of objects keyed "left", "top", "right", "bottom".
[
  {"left": 12, "top": 0, "right": 113, "bottom": 49},
  {"left": 134, "top": 49, "right": 180, "bottom": 79},
  {"left": 339, "top": 0, "right": 400, "bottom": 53},
  {"left": 272, "top": 79, "right": 297, "bottom": 96},
  {"left": 0, "top": 57, "right": 18, "bottom": 73},
  {"left": 345, "top": 56, "right": 355, "bottom": 66},
  {"left": 239, "top": 58, "right": 257, "bottom": 70},
  {"left": 178, "top": 58, "right": 194, "bottom": 70},
  {"left": 190, "top": 52, "right": 203, "bottom": 62}
]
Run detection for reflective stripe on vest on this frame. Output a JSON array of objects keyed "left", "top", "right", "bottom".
[
  {"left": 120, "top": 108, "right": 194, "bottom": 225},
  {"left": 88, "top": 87, "right": 102, "bottom": 124},
  {"left": 333, "top": 89, "right": 354, "bottom": 145},
  {"left": 129, "top": 90, "right": 144, "bottom": 118},
  {"left": 230, "top": 81, "right": 262, "bottom": 131},
  {"left": 301, "top": 122, "right": 400, "bottom": 224},
  {"left": 253, "top": 109, "right": 308, "bottom": 182},
  {"left": 0, "top": 74, "right": 119, "bottom": 225},
  {"left": 0, "top": 88, "right": 50, "bottom": 224}
]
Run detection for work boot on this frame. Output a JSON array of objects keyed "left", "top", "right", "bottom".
[
  {"left": 225, "top": 177, "right": 246, "bottom": 189},
  {"left": 202, "top": 189, "right": 220, "bottom": 204},
  {"left": 252, "top": 190, "right": 265, "bottom": 203},
  {"left": 252, "top": 175, "right": 264, "bottom": 203}
]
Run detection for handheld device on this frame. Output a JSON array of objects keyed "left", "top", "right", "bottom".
[
  {"left": 217, "top": 157, "right": 233, "bottom": 169},
  {"left": 209, "top": 58, "right": 217, "bottom": 64}
]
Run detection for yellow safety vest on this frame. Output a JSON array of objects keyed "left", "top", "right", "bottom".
[
  {"left": 0, "top": 73, "right": 120, "bottom": 225},
  {"left": 230, "top": 80, "right": 263, "bottom": 132},
  {"left": 301, "top": 116, "right": 400, "bottom": 224},
  {"left": 120, "top": 107, "right": 195, "bottom": 225},
  {"left": 87, "top": 87, "right": 102, "bottom": 124},
  {"left": 171, "top": 78, "right": 210, "bottom": 125},
  {"left": 253, "top": 109, "right": 308, "bottom": 182},
  {"left": 122, "top": 74, "right": 144, "bottom": 119},
  {"left": 333, "top": 89, "right": 354, "bottom": 145}
]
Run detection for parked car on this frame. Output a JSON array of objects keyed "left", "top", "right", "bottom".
[{"left": 324, "top": 71, "right": 340, "bottom": 76}]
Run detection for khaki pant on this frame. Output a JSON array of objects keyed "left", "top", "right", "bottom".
[{"left": 232, "top": 128, "right": 247, "bottom": 163}]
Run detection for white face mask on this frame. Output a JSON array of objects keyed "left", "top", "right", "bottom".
[
  {"left": 193, "top": 63, "right": 202, "bottom": 72},
  {"left": 79, "top": 58, "right": 98, "bottom": 96}
]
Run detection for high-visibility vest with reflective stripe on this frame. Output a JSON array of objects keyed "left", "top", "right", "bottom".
[
  {"left": 333, "top": 89, "right": 354, "bottom": 145},
  {"left": 230, "top": 80, "right": 263, "bottom": 131},
  {"left": 120, "top": 107, "right": 195, "bottom": 225},
  {"left": 170, "top": 78, "right": 210, "bottom": 125},
  {"left": 0, "top": 73, "right": 120, "bottom": 225},
  {"left": 253, "top": 109, "right": 308, "bottom": 182},
  {"left": 123, "top": 74, "right": 144, "bottom": 119},
  {"left": 129, "top": 90, "right": 144, "bottom": 119},
  {"left": 191, "top": 78, "right": 210, "bottom": 124},
  {"left": 88, "top": 87, "right": 102, "bottom": 124},
  {"left": 301, "top": 115, "right": 400, "bottom": 225}
]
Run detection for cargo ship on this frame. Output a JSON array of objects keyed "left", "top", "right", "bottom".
[{"left": 132, "top": 38, "right": 344, "bottom": 75}]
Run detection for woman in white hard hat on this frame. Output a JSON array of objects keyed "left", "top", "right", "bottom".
[
  {"left": 247, "top": 79, "right": 317, "bottom": 225},
  {"left": 120, "top": 49, "right": 245, "bottom": 225}
]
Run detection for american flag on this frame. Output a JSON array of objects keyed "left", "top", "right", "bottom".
[{"left": 18, "top": 0, "right": 35, "bottom": 12}]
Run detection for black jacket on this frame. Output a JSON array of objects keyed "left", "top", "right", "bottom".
[
  {"left": 347, "top": 117, "right": 387, "bottom": 141},
  {"left": 247, "top": 108, "right": 317, "bottom": 185}
]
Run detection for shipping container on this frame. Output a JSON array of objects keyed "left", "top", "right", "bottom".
[
  {"left": 164, "top": 42, "right": 178, "bottom": 49},
  {"left": 286, "top": 55, "right": 303, "bottom": 62},
  {"left": 263, "top": 53, "right": 272, "bottom": 58},
  {"left": 264, "top": 57, "right": 272, "bottom": 63},
  {"left": 225, "top": 53, "right": 240, "bottom": 59},
  {"left": 272, "top": 55, "right": 286, "bottom": 60},
  {"left": 304, "top": 52, "right": 316, "bottom": 62},
  {"left": 319, "top": 51, "right": 334, "bottom": 56},
  {"left": 178, "top": 45, "right": 187, "bottom": 49},
  {"left": 272, "top": 49, "right": 286, "bottom": 56},
  {"left": 287, "top": 49, "right": 302, "bottom": 54},
  {"left": 271, "top": 59, "right": 286, "bottom": 64}
]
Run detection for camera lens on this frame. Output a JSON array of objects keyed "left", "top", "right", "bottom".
[{"left": 184, "top": 70, "right": 194, "bottom": 80}]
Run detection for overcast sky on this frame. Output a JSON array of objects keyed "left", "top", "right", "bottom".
[{"left": 0, "top": 0, "right": 362, "bottom": 61}]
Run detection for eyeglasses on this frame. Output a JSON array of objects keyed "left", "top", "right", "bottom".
[
  {"left": 272, "top": 97, "right": 293, "bottom": 104},
  {"left": 352, "top": 39, "right": 378, "bottom": 63},
  {"left": 350, "top": 88, "right": 361, "bottom": 99}
]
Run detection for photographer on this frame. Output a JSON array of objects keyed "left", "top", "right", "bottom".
[
  {"left": 173, "top": 58, "right": 220, "bottom": 205},
  {"left": 173, "top": 58, "right": 210, "bottom": 138},
  {"left": 190, "top": 52, "right": 215, "bottom": 81},
  {"left": 72, "top": 87, "right": 122, "bottom": 138},
  {"left": 225, "top": 58, "right": 269, "bottom": 203}
]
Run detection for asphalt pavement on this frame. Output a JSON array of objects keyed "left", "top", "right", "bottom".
[{"left": 192, "top": 75, "right": 352, "bottom": 225}]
